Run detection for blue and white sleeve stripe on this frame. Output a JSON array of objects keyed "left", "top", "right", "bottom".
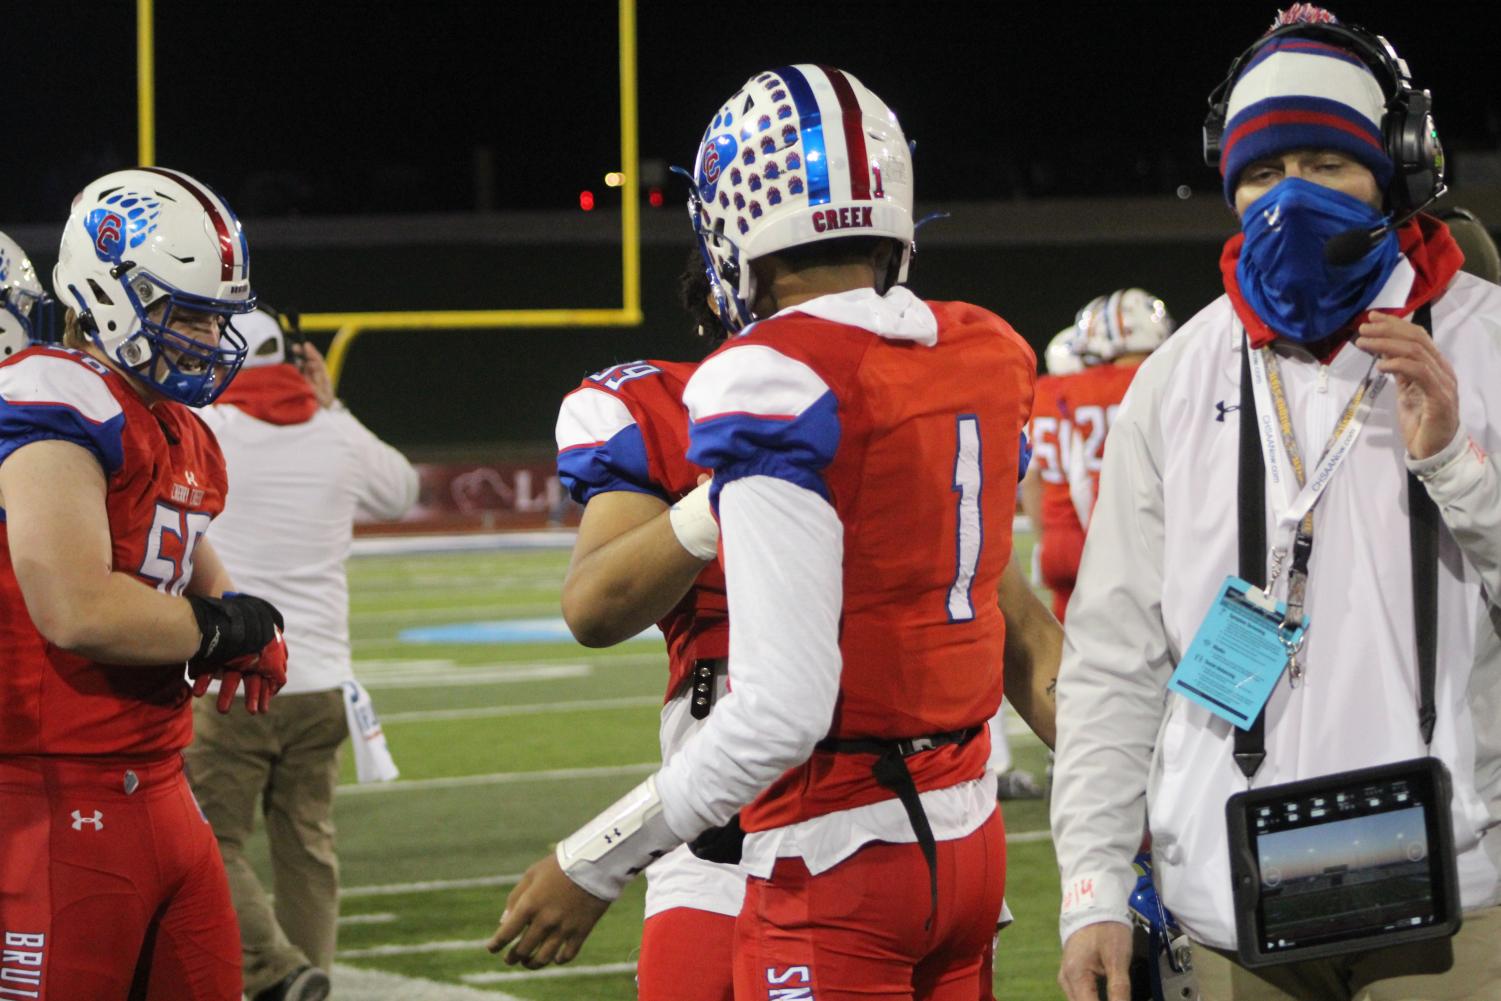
[
  {"left": 555, "top": 387, "right": 665, "bottom": 504},
  {"left": 683, "top": 344, "right": 840, "bottom": 506}
]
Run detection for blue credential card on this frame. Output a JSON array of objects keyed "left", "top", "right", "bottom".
[{"left": 1167, "top": 576, "right": 1308, "bottom": 730}]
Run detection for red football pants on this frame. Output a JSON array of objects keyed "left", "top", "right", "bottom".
[
  {"left": 0, "top": 754, "right": 241, "bottom": 1000},
  {"left": 639, "top": 907, "right": 736, "bottom": 1001},
  {"left": 734, "top": 809, "right": 1005, "bottom": 1001},
  {"left": 1039, "top": 528, "right": 1084, "bottom": 622}
]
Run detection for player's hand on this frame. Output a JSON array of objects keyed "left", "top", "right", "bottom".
[
  {"left": 486, "top": 853, "right": 611, "bottom": 969},
  {"left": 188, "top": 626, "right": 287, "bottom": 715},
  {"left": 1058, "top": 920, "right": 1132, "bottom": 1001},
  {"left": 293, "top": 341, "right": 336, "bottom": 409},
  {"left": 1355, "top": 311, "right": 1460, "bottom": 461},
  {"left": 187, "top": 592, "right": 284, "bottom": 665}
]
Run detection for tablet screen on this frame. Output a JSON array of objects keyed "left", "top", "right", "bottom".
[{"left": 1249, "top": 774, "right": 1439, "bottom": 953}]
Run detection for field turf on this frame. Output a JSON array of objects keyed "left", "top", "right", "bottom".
[{"left": 237, "top": 538, "right": 1063, "bottom": 999}]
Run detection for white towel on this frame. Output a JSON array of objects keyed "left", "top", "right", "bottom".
[{"left": 342, "top": 681, "right": 400, "bottom": 783}]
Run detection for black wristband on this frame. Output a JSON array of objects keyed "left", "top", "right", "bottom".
[{"left": 187, "top": 593, "right": 284, "bottom": 665}]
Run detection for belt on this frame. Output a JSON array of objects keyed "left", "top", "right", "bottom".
[{"left": 816, "top": 726, "right": 982, "bottom": 928}]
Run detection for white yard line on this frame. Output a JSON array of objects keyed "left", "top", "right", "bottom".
[
  {"left": 463, "top": 962, "right": 638, "bottom": 984},
  {"left": 361, "top": 665, "right": 592, "bottom": 689},
  {"left": 330, "top": 962, "right": 526, "bottom": 1001},
  {"left": 340, "top": 939, "right": 489, "bottom": 959},
  {"left": 337, "top": 762, "right": 657, "bottom": 797},
  {"left": 351, "top": 531, "right": 578, "bottom": 556},
  {"left": 343, "top": 873, "right": 523, "bottom": 899},
  {"left": 382, "top": 695, "right": 660, "bottom": 724},
  {"left": 337, "top": 912, "right": 398, "bottom": 925}
]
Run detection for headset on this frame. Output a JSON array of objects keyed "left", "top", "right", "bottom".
[{"left": 1202, "top": 19, "right": 1444, "bottom": 212}]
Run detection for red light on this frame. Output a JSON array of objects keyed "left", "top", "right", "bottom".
[
  {"left": 648, "top": 187, "right": 664, "bottom": 208},
  {"left": 579, "top": 190, "right": 595, "bottom": 211}
]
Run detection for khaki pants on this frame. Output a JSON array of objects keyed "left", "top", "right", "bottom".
[
  {"left": 185, "top": 689, "right": 348, "bottom": 997},
  {"left": 1192, "top": 905, "right": 1501, "bottom": 1001}
]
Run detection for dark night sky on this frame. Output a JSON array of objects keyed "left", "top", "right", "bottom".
[{"left": 6, "top": 1, "right": 1500, "bottom": 224}]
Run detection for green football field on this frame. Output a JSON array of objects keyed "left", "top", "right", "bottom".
[{"left": 239, "top": 535, "right": 1063, "bottom": 1000}]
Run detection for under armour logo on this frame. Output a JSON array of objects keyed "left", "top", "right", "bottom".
[
  {"left": 70, "top": 810, "right": 103, "bottom": 831},
  {"left": 1215, "top": 401, "right": 1241, "bottom": 423},
  {"left": 185, "top": 470, "right": 199, "bottom": 486},
  {"left": 1262, "top": 205, "right": 1282, "bottom": 230}
]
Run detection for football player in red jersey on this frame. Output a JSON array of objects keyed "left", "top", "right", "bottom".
[
  {"left": 491, "top": 66, "right": 1055, "bottom": 1000},
  {"left": 0, "top": 168, "right": 289, "bottom": 1001},
  {"left": 1019, "top": 291, "right": 1174, "bottom": 620},
  {"left": 1020, "top": 327, "right": 1091, "bottom": 621}
]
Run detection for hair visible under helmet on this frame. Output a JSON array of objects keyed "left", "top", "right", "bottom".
[
  {"left": 1218, "top": 5, "right": 1395, "bottom": 204},
  {"left": 686, "top": 65, "right": 915, "bottom": 332},
  {"left": 53, "top": 167, "right": 255, "bottom": 406}
]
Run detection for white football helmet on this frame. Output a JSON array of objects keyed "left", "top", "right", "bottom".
[
  {"left": 687, "top": 65, "right": 915, "bottom": 331},
  {"left": 1044, "top": 326, "right": 1086, "bottom": 375},
  {"left": 0, "top": 230, "right": 45, "bottom": 359},
  {"left": 1078, "top": 288, "right": 1175, "bottom": 362},
  {"left": 53, "top": 167, "right": 255, "bottom": 406}
]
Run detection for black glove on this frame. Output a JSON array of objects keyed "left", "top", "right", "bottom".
[
  {"left": 186, "top": 593, "right": 284, "bottom": 666},
  {"left": 687, "top": 813, "right": 745, "bottom": 865}
]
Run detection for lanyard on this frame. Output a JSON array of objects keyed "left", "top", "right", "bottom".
[{"left": 1244, "top": 338, "right": 1387, "bottom": 678}]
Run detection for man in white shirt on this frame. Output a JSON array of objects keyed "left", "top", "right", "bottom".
[
  {"left": 185, "top": 308, "right": 419, "bottom": 1001},
  {"left": 1051, "top": 8, "right": 1501, "bottom": 1000}
]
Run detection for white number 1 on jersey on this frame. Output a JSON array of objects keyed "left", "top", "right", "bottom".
[{"left": 948, "top": 414, "right": 983, "bottom": 622}]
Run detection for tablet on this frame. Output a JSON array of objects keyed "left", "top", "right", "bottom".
[{"left": 1226, "top": 756, "right": 1462, "bottom": 967}]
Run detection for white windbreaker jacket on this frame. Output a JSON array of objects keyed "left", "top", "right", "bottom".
[{"left": 1051, "top": 269, "right": 1501, "bottom": 949}]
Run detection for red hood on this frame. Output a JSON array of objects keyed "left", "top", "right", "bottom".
[{"left": 217, "top": 364, "right": 319, "bottom": 425}]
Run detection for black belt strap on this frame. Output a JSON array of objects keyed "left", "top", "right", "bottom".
[
  {"left": 1234, "top": 305, "right": 1440, "bottom": 779},
  {"left": 816, "top": 726, "right": 981, "bottom": 929}
]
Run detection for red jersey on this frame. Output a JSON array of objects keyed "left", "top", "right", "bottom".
[
  {"left": 0, "top": 346, "right": 227, "bottom": 757},
  {"left": 1028, "top": 373, "right": 1085, "bottom": 538},
  {"left": 1054, "top": 361, "right": 1140, "bottom": 517},
  {"left": 555, "top": 359, "right": 730, "bottom": 702},
  {"left": 685, "top": 299, "right": 1036, "bottom": 830}
]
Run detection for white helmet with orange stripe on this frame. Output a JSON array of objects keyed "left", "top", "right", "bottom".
[
  {"left": 53, "top": 167, "right": 255, "bottom": 406},
  {"left": 687, "top": 65, "right": 915, "bottom": 331},
  {"left": 1078, "top": 288, "right": 1175, "bottom": 362}
]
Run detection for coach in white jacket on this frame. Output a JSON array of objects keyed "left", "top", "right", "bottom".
[
  {"left": 185, "top": 309, "right": 418, "bottom": 1001},
  {"left": 1052, "top": 9, "right": 1501, "bottom": 1001}
]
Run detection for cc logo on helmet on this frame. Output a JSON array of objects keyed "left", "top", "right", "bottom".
[
  {"left": 87, "top": 209, "right": 126, "bottom": 262},
  {"left": 698, "top": 134, "right": 738, "bottom": 201}
]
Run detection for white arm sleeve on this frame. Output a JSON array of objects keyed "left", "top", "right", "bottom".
[
  {"left": 655, "top": 474, "right": 844, "bottom": 839},
  {"left": 333, "top": 409, "right": 420, "bottom": 521},
  {"left": 1049, "top": 352, "right": 1176, "bottom": 944}
]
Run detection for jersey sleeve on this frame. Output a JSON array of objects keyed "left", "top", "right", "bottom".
[
  {"left": 555, "top": 386, "right": 667, "bottom": 504},
  {"left": 0, "top": 353, "right": 127, "bottom": 475},
  {"left": 682, "top": 343, "right": 840, "bottom": 507}
]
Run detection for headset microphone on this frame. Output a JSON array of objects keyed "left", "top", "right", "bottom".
[{"left": 1322, "top": 185, "right": 1445, "bottom": 267}]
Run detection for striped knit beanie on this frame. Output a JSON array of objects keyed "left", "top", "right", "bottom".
[{"left": 1220, "top": 6, "right": 1393, "bottom": 202}]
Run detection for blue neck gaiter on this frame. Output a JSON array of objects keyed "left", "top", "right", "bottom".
[{"left": 1236, "top": 178, "right": 1401, "bottom": 344}]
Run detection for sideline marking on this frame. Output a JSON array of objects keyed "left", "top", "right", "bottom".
[
  {"left": 463, "top": 961, "right": 639, "bottom": 984},
  {"left": 337, "top": 762, "right": 656, "bottom": 797},
  {"left": 330, "top": 961, "right": 525, "bottom": 1001},
  {"left": 382, "top": 695, "right": 660, "bottom": 724}
]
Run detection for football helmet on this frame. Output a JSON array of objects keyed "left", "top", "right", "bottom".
[
  {"left": 1044, "top": 326, "right": 1086, "bottom": 376},
  {"left": 687, "top": 65, "right": 915, "bottom": 331},
  {"left": 53, "top": 167, "right": 255, "bottom": 406},
  {"left": 1078, "top": 288, "right": 1175, "bottom": 362},
  {"left": 0, "top": 230, "right": 45, "bottom": 359},
  {"left": 1127, "top": 853, "right": 1199, "bottom": 1001}
]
